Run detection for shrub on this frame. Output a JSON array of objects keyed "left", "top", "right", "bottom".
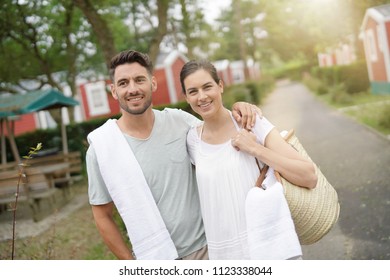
[
  {"left": 329, "top": 83, "right": 353, "bottom": 105},
  {"left": 270, "top": 63, "right": 313, "bottom": 81},
  {"left": 339, "top": 61, "right": 370, "bottom": 94},
  {"left": 222, "top": 76, "right": 275, "bottom": 109},
  {"left": 311, "top": 61, "right": 369, "bottom": 94},
  {"left": 223, "top": 84, "right": 251, "bottom": 109},
  {"left": 378, "top": 103, "right": 390, "bottom": 129},
  {"left": 302, "top": 74, "right": 325, "bottom": 95}
]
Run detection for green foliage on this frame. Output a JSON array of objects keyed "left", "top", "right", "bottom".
[
  {"left": 258, "top": 0, "right": 352, "bottom": 64},
  {"left": 311, "top": 61, "right": 370, "bottom": 94},
  {"left": 7, "top": 129, "right": 59, "bottom": 161},
  {"left": 223, "top": 84, "right": 252, "bottom": 109},
  {"left": 0, "top": 0, "right": 104, "bottom": 94},
  {"left": 340, "top": 61, "right": 370, "bottom": 94},
  {"left": 156, "top": 100, "right": 201, "bottom": 119},
  {"left": 1, "top": 0, "right": 380, "bottom": 99},
  {"left": 328, "top": 83, "right": 354, "bottom": 105},
  {"left": 223, "top": 76, "right": 275, "bottom": 109},
  {"left": 84, "top": 243, "right": 116, "bottom": 260},
  {"left": 303, "top": 69, "right": 390, "bottom": 136},
  {"left": 22, "top": 143, "right": 43, "bottom": 161},
  {"left": 302, "top": 74, "right": 328, "bottom": 96},
  {"left": 378, "top": 103, "right": 390, "bottom": 130},
  {"left": 269, "top": 62, "right": 313, "bottom": 81},
  {"left": 246, "top": 82, "right": 260, "bottom": 105},
  {"left": 311, "top": 66, "right": 336, "bottom": 86},
  {"left": 342, "top": 97, "right": 390, "bottom": 136},
  {"left": 303, "top": 70, "right": 361, "bottom": 106}
]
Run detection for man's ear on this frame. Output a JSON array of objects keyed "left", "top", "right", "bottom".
[
  {"left": 184, "top": 94, "right": 189, "bottom": 103},
  {"left": 110, "top": 84, "right": 118, "bottom": 100},
  {"left": 151, "top": 76, "right": 158, "bottom": 92}
]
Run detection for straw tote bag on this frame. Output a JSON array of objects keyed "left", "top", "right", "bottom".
[{"left": 255, "top": 129, "right": 340, "bottom": 245}]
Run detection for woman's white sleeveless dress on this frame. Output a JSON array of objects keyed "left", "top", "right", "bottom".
[{"left": 186, "top": 114, "right": 273, "bottom": 259}]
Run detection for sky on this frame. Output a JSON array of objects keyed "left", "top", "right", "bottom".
[{"left": 201, "top": 0, "right": 232, "bottom": 24}]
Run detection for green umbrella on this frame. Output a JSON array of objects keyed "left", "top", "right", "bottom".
[
  {"left": 0, "top": 89, "right": 79, "bottom": 163},
  {"left": 0, "top": 89, "right": 79, "bottom": 118}
]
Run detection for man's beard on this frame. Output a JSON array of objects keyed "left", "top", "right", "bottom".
[{"left": 119, "top": 96, "right": 152, "bottom": 115}]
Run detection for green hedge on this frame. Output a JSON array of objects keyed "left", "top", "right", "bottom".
[
  {"left": 269, "top": 63, "right": 313, "bottom": 81},
  {"left": 311, "top": 61, "right": 369, "bottom": 94},
  {"left": 223, "top": 75, "right": 275, "bottom": 108}
]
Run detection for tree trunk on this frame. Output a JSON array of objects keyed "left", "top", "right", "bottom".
[
  {"left": 64, "top": 1, "right": 77, "bottom": 122},
  {"left": 179, "top": 0, "right": 193, "bottom": 59},
  {"left": 73, "top": 0, "right": 117, "bottom": 69},
  {"left": 148, "top": 0, "right": 170, "bottom": 65},
  {"left": 233, "top": 0, "right": 249, "bottom": 80}
]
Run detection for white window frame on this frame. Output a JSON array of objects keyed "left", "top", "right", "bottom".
[
  {"left": 366, "top": 29, "right": 378, "bottom": 62},
  {"left": 85, "top": 81, "right": 110, "bottom": 116},
  {"left": 232, "top": 69, "right": 245, "bottom": 84}
]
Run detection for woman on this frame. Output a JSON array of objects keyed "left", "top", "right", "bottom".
[{"left": 180, "top": 60, "right": 317, "bottom": 260}]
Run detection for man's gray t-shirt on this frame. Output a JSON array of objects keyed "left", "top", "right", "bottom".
[{"left": 86, "top": 108, "right": 206, "bottom": 258}]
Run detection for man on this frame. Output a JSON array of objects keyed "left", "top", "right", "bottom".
[{"left": 86, "top": 50, "right": 259, "bottom": 260}]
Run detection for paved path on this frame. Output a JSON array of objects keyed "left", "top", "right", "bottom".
[{"left": 261, "top": 80, "right": 390, "bottom": 259}]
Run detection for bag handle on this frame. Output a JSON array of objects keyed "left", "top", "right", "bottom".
[
  {"left": 255, "top": 160, "right": 268, "bottom": 188},
  {"left": 255, "top": 129, "right": 295, "bottom": 188}
]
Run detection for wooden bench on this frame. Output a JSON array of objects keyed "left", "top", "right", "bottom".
[
  {"left": 29, "top": 151, "right": 83, "bottom": 184},
  {"left": 0, "top": 167, "right": 59, "bottom": 222},
  {"left": 0, "top": 151, "right": 83, "bottom": 186},
  {"left": 0, "top": 161, "right": 19, "bottom": 173}
]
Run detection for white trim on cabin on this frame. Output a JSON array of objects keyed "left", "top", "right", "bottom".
[
  {"left": 156, "top": 50, "right": 189, "bottom": 103},
  {"left": 84, "top": 81, "right": 110, "bottom": 116},
  {"left": 378, "top": 21, "right": 390, "bottom": 81},
  {"left": 165, "top": 64, "right": 177, "bottom": 103},
  {"left": 361, "top": 5, "right": 390, "bottom": 82}
]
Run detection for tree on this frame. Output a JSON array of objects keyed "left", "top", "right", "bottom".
[
  {"left": 72, "top": 0, "right": 117, "bottom": 69},
  {"left": 233, "top": 0, "right": 249, "bottom": 80},
  {"left": 148, "top": 0, "right": 169, "bottom": 63},
  {"left": 73, "top": 0, "right": 178, "bottom": 66},
  {"left": 0, "top": 0, "right": 103, "bottom": 122},
  {"left": 0, "top": 1, "right": 64, "bottom": 93},
  {"left": 3, "top": 0, "right": 386, "bottom": 96},
  {"left": 209, "top": 0, "right": 266, "bottom": 64},
  {"left": 256, "top": 0, "right": 390, "bottom": 65},
  {"left": 167, "top": 0, "right": 209, "bottom": 59}
]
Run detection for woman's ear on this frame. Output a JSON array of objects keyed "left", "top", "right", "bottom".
[{"left": 219, "top": 80, "right": 224, "bottom": 94}]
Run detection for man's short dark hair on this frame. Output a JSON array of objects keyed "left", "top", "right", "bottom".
[{"left": 109, "top": 50, "right": 154, "bottom": 81}]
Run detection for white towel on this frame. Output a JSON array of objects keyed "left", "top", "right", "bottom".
[
  {"left": 245, "top": 168, "right": 302, "bottom": 260},
  {"left": 87, "top": 119, "right": 178, "bottom": 260}
]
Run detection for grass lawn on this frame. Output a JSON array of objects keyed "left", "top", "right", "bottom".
[{"left": 318, "top": 92, "right": 390, "bottom": 137}]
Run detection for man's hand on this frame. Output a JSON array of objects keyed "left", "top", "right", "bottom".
[{"left": 232, "top": 102, "right": 263, "bottom": 130}]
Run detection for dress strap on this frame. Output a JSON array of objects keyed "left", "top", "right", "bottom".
[
  {"left": 229, "top": 111, "right": 241, "bottom": 131},
  {"left": 199, "top": 124, "right": 204, "bottom": 140}
]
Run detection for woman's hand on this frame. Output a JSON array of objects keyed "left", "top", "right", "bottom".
[
  {"left": 231, "top": 129, "right": 259, "bottom": 154},
  {"left": 231, "top": 102, "right": 262, "bottom": 130}
]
